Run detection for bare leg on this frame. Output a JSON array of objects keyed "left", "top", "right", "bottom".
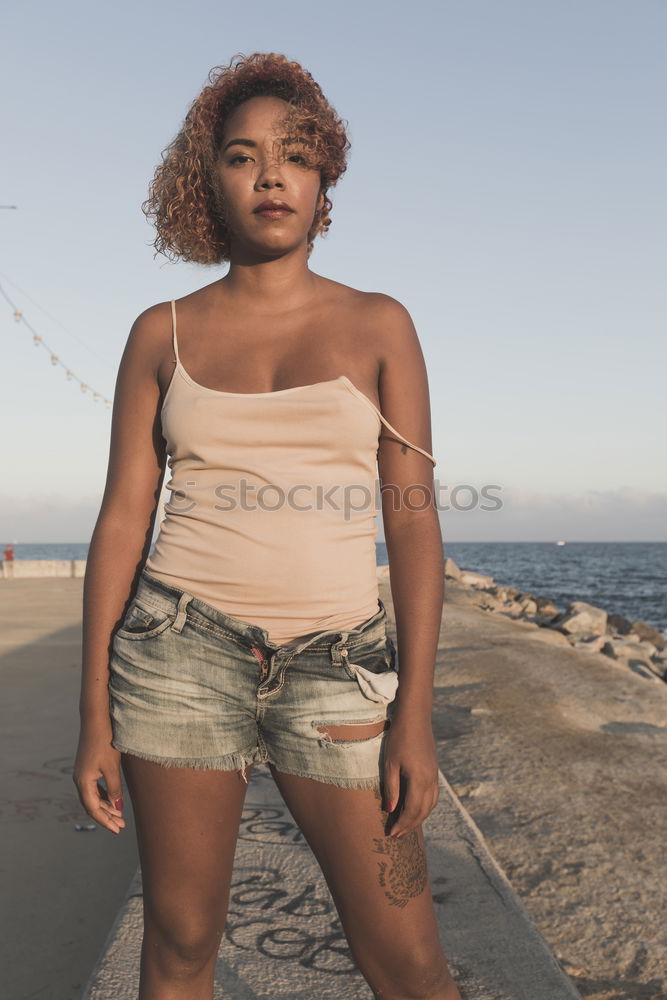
[
  {"left": 268, "top": 765, "right": 462, "bottom": 1000},
  {"left": 121, "top": 753, "right": 253, "bottom": 1000}
]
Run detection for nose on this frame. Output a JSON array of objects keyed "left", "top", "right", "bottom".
[
  {"left": 257, "top": 171, "right": 285, "bottom": 191},
  {"left": 255, "top": 152, "right": 286, "bottom": 190}
]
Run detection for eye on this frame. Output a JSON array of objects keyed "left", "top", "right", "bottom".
[{"left": 229, "top": 154, "right": 252, "bottom": 165}]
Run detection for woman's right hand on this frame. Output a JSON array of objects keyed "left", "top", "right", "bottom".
[{"left": 73, "top": 718, "right": 126, "bottom": 835}]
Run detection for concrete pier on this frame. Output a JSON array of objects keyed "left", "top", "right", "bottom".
[
  {"left": 78, "top": 569, "right": 582, "bottom": 1000},
  {"left": 6, "top": 565, "right": 663, "bottom": 998},
  {"left": 80, "top": 756, "right": 581, "bottom": 999}
]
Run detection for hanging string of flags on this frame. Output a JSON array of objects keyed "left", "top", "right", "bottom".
[{"left": 0, "top": 280, "right": 112, "bottom": 407}]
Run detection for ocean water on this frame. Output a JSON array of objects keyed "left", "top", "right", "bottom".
[
  {"left": 434, "top": 541, "right": 664, "bottom": 636},
  {"left": 6, "top": 540, "right": 666, "bottom": 636},
  {"left": 378, "top": 541, "right": 666, "bottom": 636}
]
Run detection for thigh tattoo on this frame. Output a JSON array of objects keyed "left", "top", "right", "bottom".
[{"left": 371, "top": 830, "right": 428, "bottom": 908}]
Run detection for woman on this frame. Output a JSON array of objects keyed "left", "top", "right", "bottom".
[{"left": 74, "top": 52, "right": 461, "bottom": 1000}]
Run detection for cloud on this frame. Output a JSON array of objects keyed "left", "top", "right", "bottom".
[
  {"left": 1, "top": 486, "right": 665, "bottom": 544},
  {"left": 428, "top": 485, "right": 667, "bottom": 541},
  {"left": 0, "top": 492, "right": 102, "bottom": 543}
]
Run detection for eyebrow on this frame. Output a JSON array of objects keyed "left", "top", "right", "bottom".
[
  {"left": 221, "top": 138, "right": 256, "bottom": 154},
  {"left": 221, "top": 136, "right": 305, "bottom": 154}
]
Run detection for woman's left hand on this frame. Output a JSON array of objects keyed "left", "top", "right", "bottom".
[{"left": 381, "top": 713, "right": 440, "bottom": 837}]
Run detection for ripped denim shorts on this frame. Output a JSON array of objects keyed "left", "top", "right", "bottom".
[{"left": 108, "top": 569, "right": 399, "bottom": 791}]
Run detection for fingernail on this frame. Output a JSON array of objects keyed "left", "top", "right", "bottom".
[{"left": 114, "top": 798, "right": 123, "bottom": 811}]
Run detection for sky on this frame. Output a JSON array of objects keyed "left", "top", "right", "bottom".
[{"left": 1, "top": 0, "right": 665, "bottom": 543}]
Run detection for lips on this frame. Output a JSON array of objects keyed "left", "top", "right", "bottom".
[{"left": 253, "top": 200, "right": 294, "bottom": 213}]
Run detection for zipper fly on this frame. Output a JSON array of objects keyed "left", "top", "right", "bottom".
[{"left": 251, "top": 645, "right": 269, "bottom": 681}]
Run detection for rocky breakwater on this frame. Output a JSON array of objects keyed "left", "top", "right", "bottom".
[
  {"left": 444, "top": 558, "right": 667, "bottom": 686},
  {"left": 399, "top": 558, "right": 667, "bottom": 997}
]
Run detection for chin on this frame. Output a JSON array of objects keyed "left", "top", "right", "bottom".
[{"left": 256, "top": 237, "right": 303, "bottom": 254}]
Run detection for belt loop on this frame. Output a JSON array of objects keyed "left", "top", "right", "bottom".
[
  {"left": 171, "top": 592, "right": 193, "bottom": 634},
  {"left": 330, "top": 632, "right": 349, "bottom": 666}
]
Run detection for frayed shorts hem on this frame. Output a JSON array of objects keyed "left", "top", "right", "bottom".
[
  {"left": 113, "top": 740, "right": 383, "bottom": 793},
  {"left": 268, "top": 763, "right": 383, "bottom": 794},
  {"left": 112, "top": 740, "right": 258, "bottom": 777}
]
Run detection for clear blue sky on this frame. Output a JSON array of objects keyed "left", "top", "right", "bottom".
[{"left": 1, "top": 0, "right": 665, "bottom": 542}]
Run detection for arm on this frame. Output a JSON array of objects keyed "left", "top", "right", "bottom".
[
  {"left": 73, "top": 301, "right": 172, "bottom": 834},
  {"left": 372, "top": 295, "right": 443, "bottom": 837}
]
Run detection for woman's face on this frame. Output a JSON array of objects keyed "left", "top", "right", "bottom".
[{"left": 214, "top": 95, "right": 325, "bottom": 258}]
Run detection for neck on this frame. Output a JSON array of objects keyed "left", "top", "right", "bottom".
[{"left": 222, "top": 245, "right": 320, "bottom": 315}]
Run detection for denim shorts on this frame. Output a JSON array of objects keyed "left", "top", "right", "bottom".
[{"left": 108, "top": 569, "right": 399, "bottom": 791}]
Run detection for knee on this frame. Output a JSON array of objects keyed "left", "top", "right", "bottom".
[
  {"left": 372, "top": 947, "right": 454, "bottom": 999},
  {"left": 145, "top": 908, "right": 223, "bottom": 974}
]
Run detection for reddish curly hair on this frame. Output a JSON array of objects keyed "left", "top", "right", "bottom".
[{"left": 141, "top": 52, "right": 351, "bottom": 265}]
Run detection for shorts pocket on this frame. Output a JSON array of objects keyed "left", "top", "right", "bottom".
[
  {"left": 341, "top": 634, "right": 399, "bottom": 705},
  {"left": 115, "top": 599, "right": 175, "bottom": 641}
]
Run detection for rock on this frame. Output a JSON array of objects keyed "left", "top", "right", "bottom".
[
  {"left": 491, "top": 585, "right": 526, "bottom": 604},
  {"left": 518, "top": 597, "right": 538, "bottom": 616},
  {"left": 602, "top": 638, "right": 657, "bottom": 663},
  {"left": 570, "top": 634, "right": 607, "bottom": 653},
  {"left": 487, "top": 585, "right": 506, "bottom": 599},
  {"left": 460, "top": 570, "right": 494, "bottom": 589},
  {"left": 534, "top": 605, "right": 561, "bottom": 625},
  {"left": 450, "top": 780, "right": 484, "bottom": 798},
  {"left": 468, "top": 591, "right": 504, "bottom": 613},
  {"left": 552, "top": 601, "right": 608, "bottom": 637},
  {"left": 535, "top": 595, "right": 559, "bottom": 611},
  {"left": 607, "top": 613, "right": 635, "bottom": 636},
  {"left": 631, "top": 620, "right": 666, "bottom": 650},
  {"left": 444, "top": 557, "right": 462, "bottom": 581},
  {"left": 525, "top": 628, "right": 571, "bottom": 646},
  {"left": 647, "top": 657, "right": 667, "bottom": 681},
  {"left": 496, "top": 611, "right": 540, "bottom": 629},
  {"left": 496, "top": 606, "right": 523, "bottom": 620},
  {"left": 601, "top": 638, "right": 665, "bottom": 683},
  {"left": 625, "top": 661, "right": 664, "bottom": 682}
]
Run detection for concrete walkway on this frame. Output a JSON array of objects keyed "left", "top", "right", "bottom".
[
  {"left": 81, "top": 758, "right": 579, "bottom": 1000},
  {"left": 6, "top": 566, "right": 664, "bottom": 998},
  {"left": 0, "top": 577, "right": 140, "bottom": 1000},
  {"left": 80, "top": 569, "right": 582, "bottom": 1000},
  {"left": 428, "top": 575, "right": 667, "bottom": 1000}
]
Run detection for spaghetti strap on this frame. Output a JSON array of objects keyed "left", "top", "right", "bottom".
[
  {"left": 170, "top": 299, "right": 180, "bottom": 366},
  {"left": 376, "top": 410, "right": 437, "bottom": 466},
  {"left": 341, "top": 378, "right": 436, "bottom": 467}
]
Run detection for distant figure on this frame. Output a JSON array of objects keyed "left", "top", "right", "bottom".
[{"left": 3, "top": 542, "right": 14, "bottom": 578}]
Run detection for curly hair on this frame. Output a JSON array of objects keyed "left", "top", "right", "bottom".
[{"left": 141, "top": 52, "right": 351, "bottom": 265}]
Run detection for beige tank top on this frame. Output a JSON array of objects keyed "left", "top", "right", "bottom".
[{"left": 144, "top": 299, "right": 437, "bottom": 644}]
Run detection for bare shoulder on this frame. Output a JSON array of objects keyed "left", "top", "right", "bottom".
[
  {"left": 124, "top": 300, "right": 173, "bottom": 361},
  {"left": 355, "top": 290, "right": 426, "bottom": 375},
  {"left": 349, "top": 290, "right": 436, "bottom": 479},
  {"left": 363, "top": 290, "right": 419, "bottom": 337},
  {"left": 118, "top": 301, "right": 176, "bottom": 398},
  {"left": 320, "top": 279, "right": 419, "bottom": 346}
]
